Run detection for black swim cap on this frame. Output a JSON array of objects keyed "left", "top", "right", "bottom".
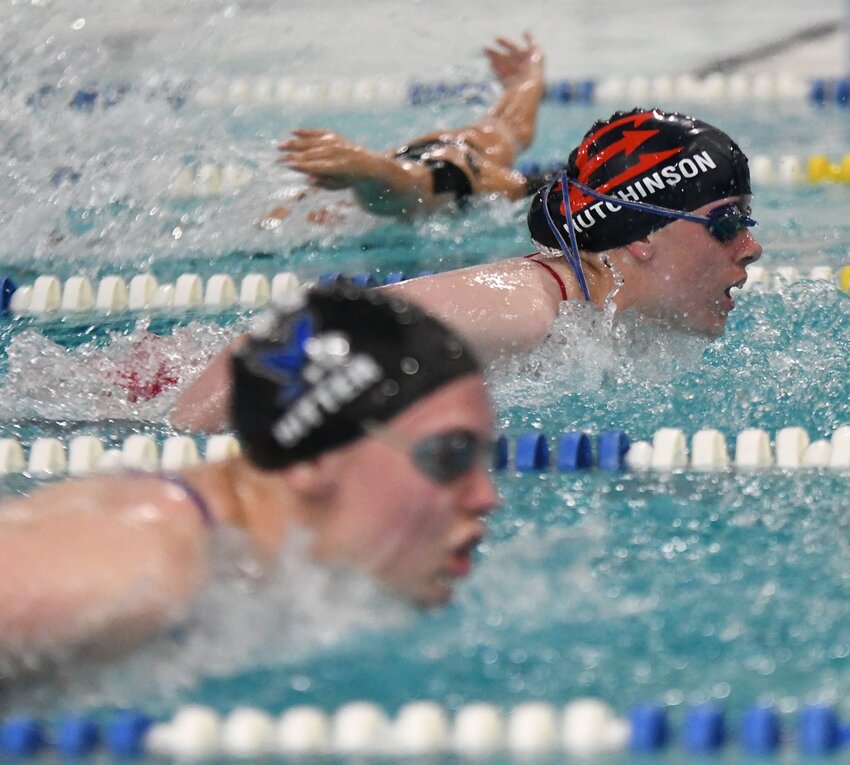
[
  {"left": 231, "top": 283, "right": 481, "bottom": 470},
  {"left": 527, "top": 108, "right": 751, "bottom": 252}
]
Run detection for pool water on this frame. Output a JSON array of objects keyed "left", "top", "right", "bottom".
[{"left": 5, "top": 13, "right": 850, "bottom": 761}]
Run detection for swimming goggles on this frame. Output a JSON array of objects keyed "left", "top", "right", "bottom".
[
  {"left": 365, "top": 425, "right": 493, "bottom": 485},
  {"left": 542, "top": 173, "right": 758, "bottom": 302}
]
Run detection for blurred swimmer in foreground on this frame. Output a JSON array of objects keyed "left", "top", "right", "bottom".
[
  {"left": 0, "top": 286, "right": 496, "bottom": 668},
  {"left": 262, "top": 33, "right": 548, "bottom": 223},
  {"left": 172, "top": 108, "right": 762, "bottom": 432}
]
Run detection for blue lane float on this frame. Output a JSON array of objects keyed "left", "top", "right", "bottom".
[
  {"left": 492, "top": 434, "right": 509, "bottom": 471},
  {"left": 556, "top": 431, "right": 593, "bottom": 471},
  {"left": 0, "top": 277, "right": 16, "bottom": 314},
  {"left": 546, "top": 79, "right": 594, "bottom": 103},
  {"left": 514, "top": 432, "right": 550, "bottom": 472},
  {"left": 798, "top": 705, "right": 840, "bottom": 755},
  {"left": 69, "top": 88, "right": 98, "bottom": 110},
  {"left": 810, "top": 77, "right": 850, "bottom": 107},
  {"left": 55, "top": 715, "right": 99, "bottom": 758},
  {"left": 352, "top": 272, "right": 378, "bottom": 288},
  {"left": 0, "top": 716, "right": 45, "bottom": 757},
  {"left": 105, "top": 710, "right": 153, "bottom": 757},
  {"left": 598, "top": 429, "right": 630, "bottom": 470},
  {"left": 629, "top": 704, "right": 668, "bottom": 752},
  {"left": 682, "top": 704, "right": 726, "bottom": 753},
  {"left": 741, "top": 706, "right": 781, "bottom": 754}
]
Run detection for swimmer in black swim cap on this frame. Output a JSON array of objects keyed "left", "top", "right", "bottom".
[
  {"left": 263, "top": 34, "right": 547, "bottom": 223},
  {"left": 173, "top": 109, "right": 762, "bottom": 429},
  {"left": 0, "top": 286, "right": 497, "bottom": 671},
  {"left": 370, "top": 107, "right": 762, "bottom": 357}
]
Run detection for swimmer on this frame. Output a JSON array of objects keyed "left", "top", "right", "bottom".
[
  {"left": 263, "top": 33, "right": 548, "bottom": 222},
  {"left": 385, "top": 107, "right": 764, "bottom": 357},
  {"left": 0, "top": 286, "right": 496, "bottom": 667},
  {"left": 171, "top": 108, "right": 762, "bottom": 432}
]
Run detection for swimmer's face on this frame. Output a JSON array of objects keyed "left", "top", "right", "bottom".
[
  {"left": 324, "top": 375, "right": 498, "bottom": 606},
  {"left": 637, "top": 195, "right": 762, "bottom": 336}
]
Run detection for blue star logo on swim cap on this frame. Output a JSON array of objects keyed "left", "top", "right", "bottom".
[{"left": 258, "top": 315, "right": 314, "bottom": 404}]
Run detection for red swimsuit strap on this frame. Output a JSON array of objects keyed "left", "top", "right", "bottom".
[{"left": 523, "top": 253, "right": 569, "bottom": 302}]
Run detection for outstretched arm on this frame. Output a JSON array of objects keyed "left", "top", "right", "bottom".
[
  {"left": 278, "top": 129, "right": 439, "bottom": 216},
  {"left": 483, "top": 33, "right": 545, "bottom": 155},
  {"left": 169, "top": 259, "right": 564, "bottom": 433}
]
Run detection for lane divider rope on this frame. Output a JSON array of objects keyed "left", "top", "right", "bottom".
[
  {"left": 4, "top": 426, "right": 850, "bottom": 477},
  {"left": 1, "top": 264, "right": 846, "bottom": 319},
  {"left": 2, "top": 700, "right": 849, "bottom": 759},
  {"left": 38, "top": 74, "right": 850, "bottom": 112}
]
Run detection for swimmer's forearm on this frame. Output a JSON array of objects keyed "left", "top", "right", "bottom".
[
  {"left": 488, "top": 76, "right": 545, "bottom": 153},
  {"left": 350, "top": 156, "right": 436, "bottom": 216}
]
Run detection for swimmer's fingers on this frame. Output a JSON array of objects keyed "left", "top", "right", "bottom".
[
  {"left": 485, "top": 33, "right": 543, "bottom": 84},
  {"left": 278, "top": 129, "right": 349, "bottom": 152},
  {"left": 289, "top": 128, "right": 341, "bottom": 140},
  {"left": 278, "top": 135, "right": 338, "bottom": 152}
]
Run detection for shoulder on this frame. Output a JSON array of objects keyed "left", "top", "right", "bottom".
[{"left": 36, "top": 473, "right": 213, "bottom": 533}]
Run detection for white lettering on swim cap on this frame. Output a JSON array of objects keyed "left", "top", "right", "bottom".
[
  {"left": 565, "top": 150, "right": 720, "bottom": 238},
  {"left": 272, "top": 354, "right": 383, "bottom": 447}
]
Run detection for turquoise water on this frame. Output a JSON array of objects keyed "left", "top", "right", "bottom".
[{"left": 5, "top": 64, "right": 850, "bottom": 762}]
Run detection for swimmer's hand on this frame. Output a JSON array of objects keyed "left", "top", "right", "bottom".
[
  {"left": 278, "top": 129, "right": 386, "bottom": 190},
  {"left": 484, "top": 33, "right": 543, "bottom": 88},
  {"left": 277, "top": 129, "right": 434, "bottom": 217}
]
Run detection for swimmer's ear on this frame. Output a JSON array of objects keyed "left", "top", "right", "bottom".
[{"left": 623, "top": 238, "right": 654, "bottom": 263}]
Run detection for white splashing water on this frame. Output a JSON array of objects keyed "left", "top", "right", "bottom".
[
  {"left": 487, "top": 300, "right": 710, "bottom": 410},
  {"left": 0, "top": 319, "right": 240, "bottom": 422}
]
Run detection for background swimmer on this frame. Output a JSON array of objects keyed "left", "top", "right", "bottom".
[
  {"left": 172, "top": 109, "right": 762, "bottom": 432},
  {"left": 264, "top": 33, "right": 547, "bottom": 221},
  {"left": 0, "top": 286, "right": 496, "bottom": 672}
]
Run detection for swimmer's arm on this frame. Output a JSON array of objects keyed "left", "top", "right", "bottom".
[
  {"left": 381, "top": 258, "right": 562, "bottom": 363},
  {"left": 170, "top": 335, "right": 246, "bottom": 432},
  {"left": 279, "top": 129, "right": 438, "bottom": 217},
  {"left": 476, "top": 165, "right": 535, "bottom": 201},
  {"left": 0, "top": 490, "right": 207, "bottom": 660},
  {"left": 169, "top": 259, "right": 563, "bottom": 434},
  {"left": 484, "top": 33, "right": 545, "bottom": 153}
]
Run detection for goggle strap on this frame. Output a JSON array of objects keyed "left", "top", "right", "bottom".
[
  {"left": 569, "top": 177, "right": 725, "bottom": 227},
  {"left": 541, "top": 174, "right": 592, "bottom": 301}
]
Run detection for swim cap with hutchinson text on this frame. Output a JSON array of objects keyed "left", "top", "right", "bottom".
[{"left": 527, "top": 108, "right": 751, "bottom": 252}]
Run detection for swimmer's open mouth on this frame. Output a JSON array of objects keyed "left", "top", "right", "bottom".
[
  {"left": 447, "top": 535, "right": 484, "bottom": 578},
  {"left": 724, "top": 276, "right": 747, "bottom": 299}
]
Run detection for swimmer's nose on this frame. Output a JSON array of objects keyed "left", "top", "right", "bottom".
[
  {"left": 734, "top": 230, "right": 762, "bottom": 268},
  {"left": 461, "top": 466, "right": 499, "bottom": 518}
]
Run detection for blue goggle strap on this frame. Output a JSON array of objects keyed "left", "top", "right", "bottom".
[
  {"left": 541, "top": 172, "right": 592, "bottom": 301},
  {"left": 568, "top": 177, "right": 755, "bottom": 228}
]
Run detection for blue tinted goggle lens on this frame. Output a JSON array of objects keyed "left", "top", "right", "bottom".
[
  {"left": 706, "top": 204, "right": 757, "bottom": 243},
  {"left": 411, "top": 429, "right": 489, "bottom": 485}
]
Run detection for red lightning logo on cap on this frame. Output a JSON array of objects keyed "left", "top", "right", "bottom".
[{"left": 565, "top": 111, "right": 684, "bottom": 215}]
